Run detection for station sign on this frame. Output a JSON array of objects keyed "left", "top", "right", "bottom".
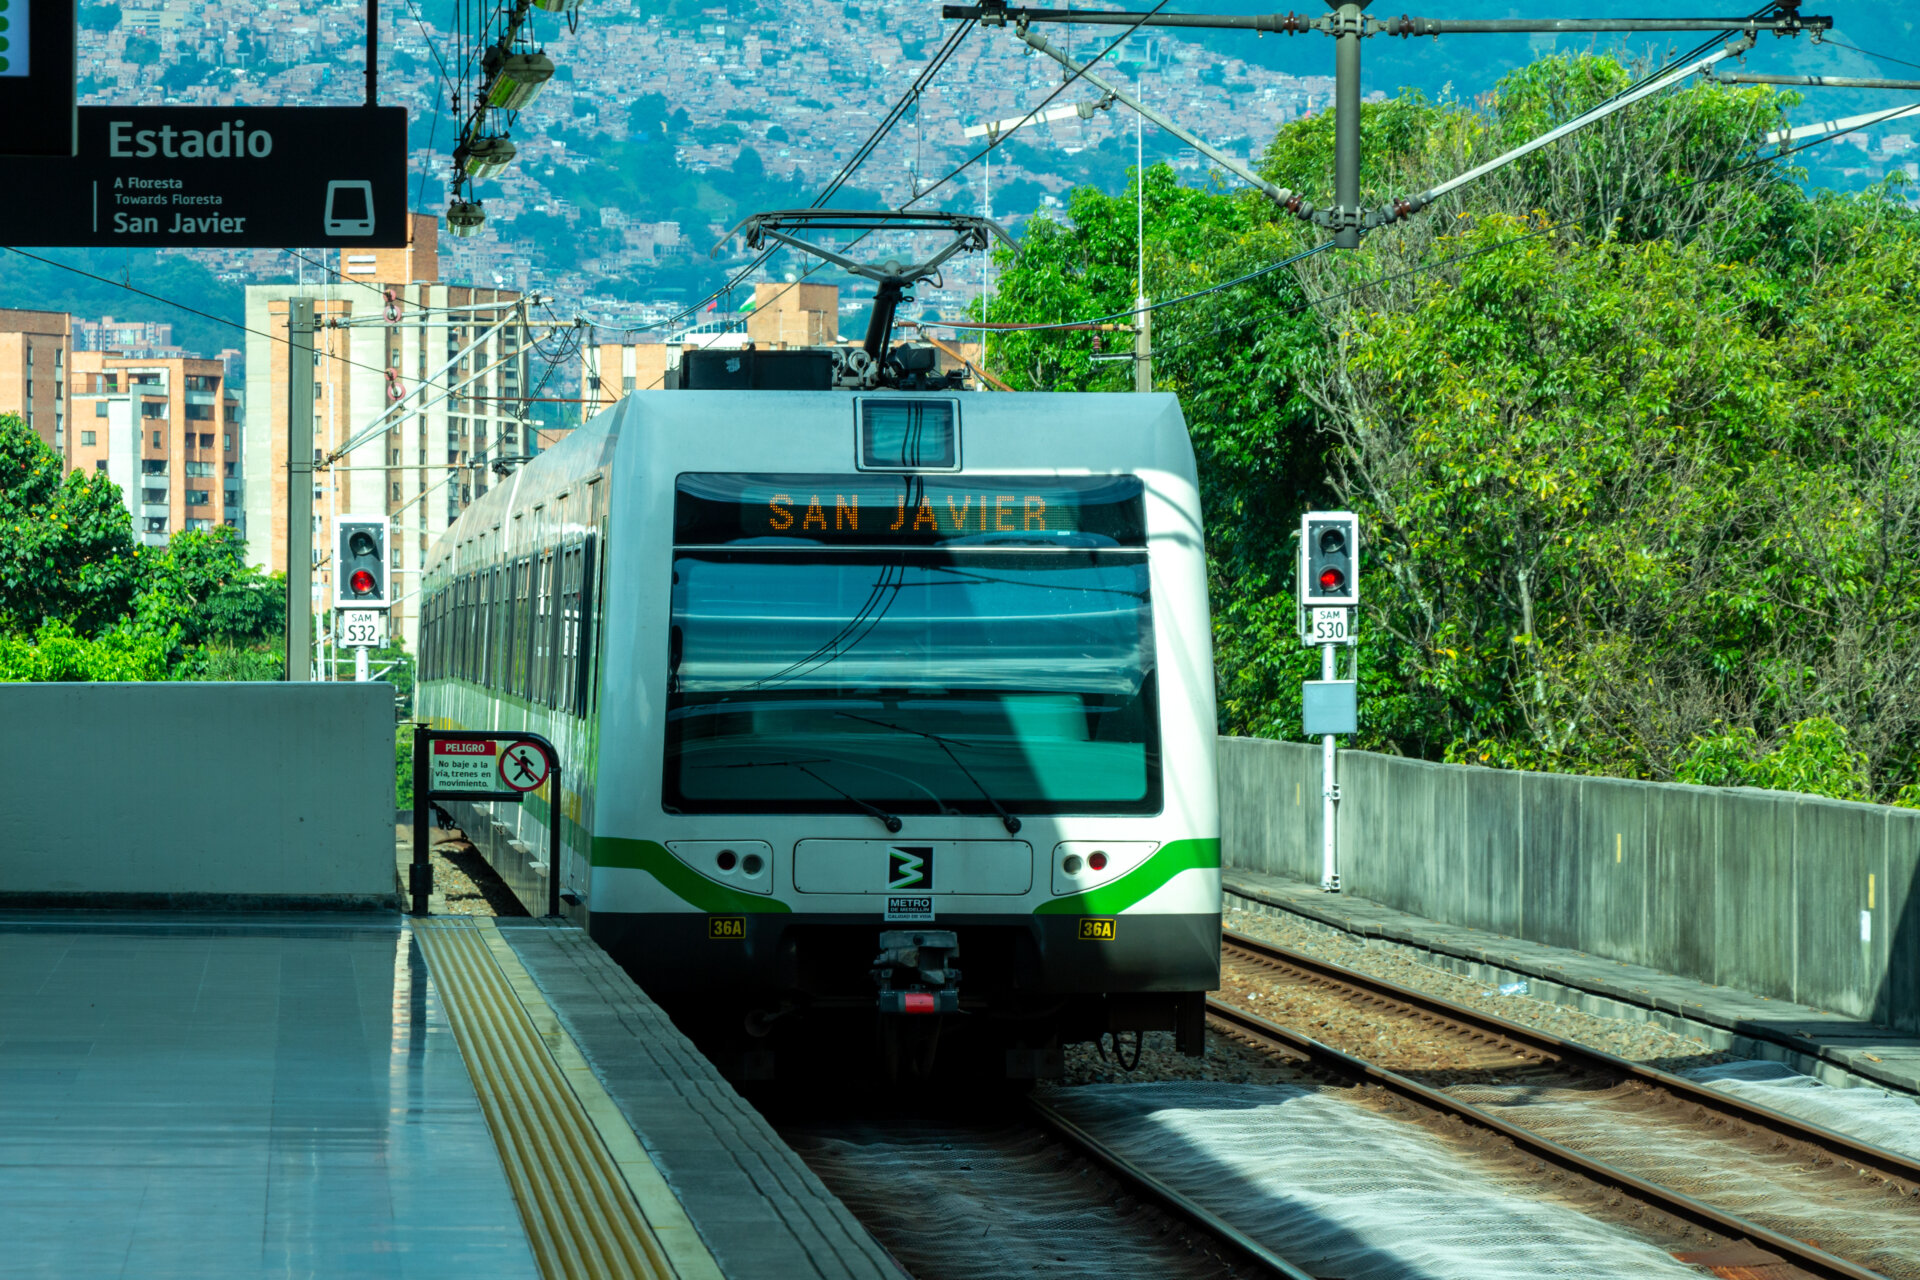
[
  {"left": 0, "top": 106, "right": 407, "bottom": 245},
  {"left": 0, "top": 0, "right": 77, "bottom": 157}
]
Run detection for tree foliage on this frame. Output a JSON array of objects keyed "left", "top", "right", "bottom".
[
  {"left": 983, "top": 53, "right": 1920, "bottom": 803},
  {"left": 0, "top": 414, "right": 287, "bottom": 683}
]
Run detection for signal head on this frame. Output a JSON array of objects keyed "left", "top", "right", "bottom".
[{"left": 1299, "top": 511, "right": 1360, "bottom": 609}]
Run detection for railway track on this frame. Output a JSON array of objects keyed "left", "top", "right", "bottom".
[
  {"left": 1215, "top": 929, "right": 1920, "bottom": 1280},
  {"left": 777, "top": 1099, "right": 1312, "bottom": 1280}
]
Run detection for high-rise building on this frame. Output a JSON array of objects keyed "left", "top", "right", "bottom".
[
  {"left": 242, "top": 213, "right": 536, "bottom": 657},
  {"left": 68, "top": 353, "right": 244, "bottom": 546},
  {"left": 0, "top": 309, "right": 73, "bottom": 454}
]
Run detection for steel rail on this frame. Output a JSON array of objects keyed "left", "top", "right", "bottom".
[
  {"left": 1221, "top": 929, "right": 1920, "bottom": 1193},
  {"left": 1025, "top": 1097, "right": 1316, "bottom": 1280},
  {"left": 1205, "top": 1000, "right": 1894, "bottom": 1280}
]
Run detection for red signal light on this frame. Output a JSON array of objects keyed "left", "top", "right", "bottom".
[
  {"left": 1319, "top": 567, "right": 1345, "bottom": 591},
  {"left": 349, "top": 569, "right": 376, "bottom": 595},
  {"left": 1088, "top": 851, "right": 1109, "bottom": 872}
]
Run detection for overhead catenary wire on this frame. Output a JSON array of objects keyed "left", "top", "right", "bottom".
[
  {"left": 1072, "top": 98, "right": 1920, "bottom": 364},
  {"left": 586, "top": 20, "right": 980, "bottom": 336},
  {"left": 930, "top": 27, "right": 1895, "bottom": 341}
]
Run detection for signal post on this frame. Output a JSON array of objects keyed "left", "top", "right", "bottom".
[
  {"left": 1299, "top": 511, "right": 1359, "bottom": 892},
  {"left": 334, "top": 517, "right": 391, "bottom": 682}
]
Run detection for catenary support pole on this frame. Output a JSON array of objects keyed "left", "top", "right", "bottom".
[
  {"left": 366, "top": 0, "right": 379, "bottom": 107},
  {"left": 1331, "top": 0, "right": 1368, "bottom": 249},
  {"left": 286, "top": 298, "right": 315, "bottom": 681},
  {"left": 1321, "top": 640, "right": 1340, "bottom": 892},
  {"left": 1134, "top": 298, "right": 1152, "bottom": 393}
]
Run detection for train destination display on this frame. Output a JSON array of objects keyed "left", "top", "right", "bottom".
[
  {"left": 674, "top": 473, "right": 1149, "bottom": 546},
  {"left": 0, "top": 106, "right": 406, "bottom": 245}
]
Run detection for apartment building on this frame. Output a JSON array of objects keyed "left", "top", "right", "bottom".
[
  {"left": 578, "top": 282, "right": 840, "bottom": 418},
  {"left": 68, "top": 353, "right": 244, "bottom": 546},
  {"left": 242, "top": 212, "right": 532, "bottom": 656},
  {"left": 0, "top": 309, "right": 73, "bottom": 453}
]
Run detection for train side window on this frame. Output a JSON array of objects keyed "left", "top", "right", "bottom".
[
  {"left": 458, "top": 575, "right": 472, "bottom": 681},
  {"left": 464, "top": 573, "right": 478, "bottom": 682},
  {"left": 477, "top": 569, "right": 493, "bottom": 686},
  {"left": 531, "top": 552, "right": 551, "bottom": 706},
  {"left": 514, "top": 557, "right": 535, "bottom": 699},
  {"left": 557, "top": 544, "right": 582, "bottom": 715},
  {"left": 451, "top": 576, "right": 466, "bottom": 681},
  {"left": 490, "top": 564, "right": 507, "bottom": 689},
  {"left": 581, "top": 531, "right": 600, "bottom": 715},
  {"left": 440, "top": 586, "right": 454, "bottom": 681},
  {"left": 424, "top": 589, "right": 438, "bottom": 682}
]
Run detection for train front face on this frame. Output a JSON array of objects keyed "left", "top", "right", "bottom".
[{"left": 588, "top": 391, "right": 1220, "bottom": 1066}]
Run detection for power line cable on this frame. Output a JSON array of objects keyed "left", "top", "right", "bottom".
[
  {"left": 0, "top": 246, "right": 559, "bottom": 407},
  {"left": 1820, "top": 38, "right": 1920, "bottom": 75},
  {"left": 1053, "top": 98, "right": 1920, "bottom": 364},
  {"left": 586, "top": 20, "right": 981, "bottom": 335}
]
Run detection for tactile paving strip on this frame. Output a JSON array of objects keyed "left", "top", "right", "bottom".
[{"left": 414, "top": 917, "right": 722, "bottom": 1280}]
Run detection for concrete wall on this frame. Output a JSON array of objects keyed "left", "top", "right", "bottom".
[
  {"left": 1221, "top": 737, "right": 1920, "bottom": 1033},
  {"left": 0, "top": 683, "right": 396, "bottom": 907}
]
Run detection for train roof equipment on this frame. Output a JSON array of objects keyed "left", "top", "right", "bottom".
[{"left": 709, "top": 208, "right": 1016, "bottom": 393}]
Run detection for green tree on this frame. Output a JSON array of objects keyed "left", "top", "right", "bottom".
[
  {"left": 0, "top": 414, "right": 146, "bottom": 635},
  {"left": 982, "top": 53, "right": 1920, "bottom": 803}
]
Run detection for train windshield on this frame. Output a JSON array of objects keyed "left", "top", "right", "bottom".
[{"left": 664, "top": 474, "right": 1160, "bottom": 818}]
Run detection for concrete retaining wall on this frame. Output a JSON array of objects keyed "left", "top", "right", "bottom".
[
  {"left": 0, "top": 683, "right": 396, "bottom": 907},
  {"left": 1221, "top": 737, "right": 1920, "bottom": 1032}
]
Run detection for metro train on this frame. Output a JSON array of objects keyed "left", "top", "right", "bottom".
[{"left": 416, "top": 349, "right": 1220, "bottom": 1080}]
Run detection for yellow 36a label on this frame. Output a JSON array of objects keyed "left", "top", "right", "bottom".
[
  {"left": 1077, "top": 917, "right": 1117, "bottom": 941},
  {"left": 708, "top": 916, "right": 746, "bottom": 940}
]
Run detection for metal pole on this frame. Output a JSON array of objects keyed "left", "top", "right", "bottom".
[
  {"left": 1332, "top": 0, "right": 1368, "bottom": 249},
  {"left": 1321, "top": 641, "right": 1340, "bottom": 891},
  {"left": 410, "top": 725, "right": 432, "bottom": 915},
  {"left": 365, "top": 0, "right": 379, "bottom": 106},
  {"left": 355, "top": 646, "right": 370, "bottom": 682},
  {"left": 1134, "top": 298, "right": 1152, "bottom": 393},
  {"left": 286, "top": 298, "right": 315, "bottom": 681},
  {"left": 548, "top": 765, "right": 562, "bottom": 918}
]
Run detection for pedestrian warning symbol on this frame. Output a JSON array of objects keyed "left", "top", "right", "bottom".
[{"left": 499, "top": 742, "right": 550, "bottom": 792}]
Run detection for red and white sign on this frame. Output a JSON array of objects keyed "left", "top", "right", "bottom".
[
  {"left": 430, "top": 739, "right": 498, "bottom": 794},
  {"left": 499, "top": 742, "right": 551, "bottom": 792}
]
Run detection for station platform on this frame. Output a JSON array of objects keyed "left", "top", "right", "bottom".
[
  {"left": 1224, "top": 867, "right": 1920, "bottom": 1096},
  {"left": 0, "top": 911, "right": 900, "bottom": 1280}
]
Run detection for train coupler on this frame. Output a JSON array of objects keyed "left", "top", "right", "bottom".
[{"left": 872, "top": 929, "right": 962, "bottom": 1015}]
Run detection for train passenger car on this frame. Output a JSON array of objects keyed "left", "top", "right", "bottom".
[{"left": 417, "top": 384, "right": 1219, "bottom": 1078}]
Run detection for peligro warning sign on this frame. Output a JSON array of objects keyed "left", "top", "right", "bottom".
[{"left": 430, "top": 739, "right": 500, "bottom": 795}]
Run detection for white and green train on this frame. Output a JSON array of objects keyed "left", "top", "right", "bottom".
[{"left": 417, "top": 375, "right": 1219, "bottom": 1077}]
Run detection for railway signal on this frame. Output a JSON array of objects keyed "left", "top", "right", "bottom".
[
  {"left": 334, "top": 516, "right": 390, "bottom": 684},
  {"left": 336, "top": 517, "right": 390, "bottom": 609},
  {"left": 1299, "top": 511, "right": 1360, "bottom": 893}
]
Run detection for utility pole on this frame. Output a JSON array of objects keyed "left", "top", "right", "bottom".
[
  {"left": 1134, "top": 303, "right": 1151, "bottom": 393},
  {"left": 1330, "top": 0, "right": 1367, "bottom": 249},
  {"left": 286, "top": 298, "right": 315, "bottom": 682}
]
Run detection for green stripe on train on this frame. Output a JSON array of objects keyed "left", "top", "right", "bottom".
[
  {"left": 592, "top": 836, "right": 794, "bottom": 914},
  {"left": 1032, "top": 837, "right": 1220, "bottom": 916}
]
